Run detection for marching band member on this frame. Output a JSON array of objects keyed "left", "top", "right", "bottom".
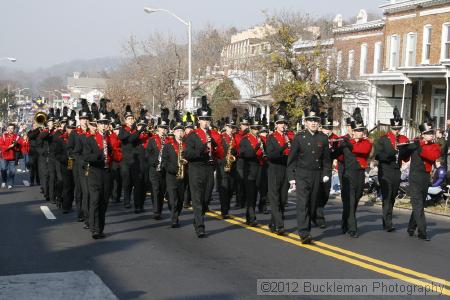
[
  {"left": 266, "top": 102, "right": 292, "bottom": 235},
  {"left": 83, "top": 100, "right": 121, "bottom": 239},
  {"left": 182, "top": 112, "right": 196, "bottom": 208},
  {"left": 316, "top": 108, "right": 339, "bottom": 229},
  {"left": 257, "top": 113, "right": 270, "bottom": 215},
  {"left": 234, "top": 110, "right": 250, "bottom": 209},
  {"left": 218, "top": 110, "right": 238, "bottom": 218},
  {"left": 133, "top": 108, "right": 150, "bottom": 214},
  {"left": 118, "top": 105, "right": 140, "bottom": 210},
  {"left": 37, "top": 108, "right": 56, "bottom": 202},
  {"left": 339, "top": 107, "right": 372, "bottom": 238},
  {"left": 162, "top": 114, "right": 187, "bottom": 227},
  {"left": 287, "top": 97, "right": 331, "bottom": 244},
  {"left": 374, "top": 107, "right": 410, "bottom": 232},
  {"left": 239, "top": 108, "right": 264, "bottom": 227},
  {"left": 183, "top": 96, "right": 223, "bottom": 237},
  {"left": 405, "top": 112, "right": 441, "bottom": 241},
  {"left": 109, "top": 110, "right": 123, "bottom": 203},
  {"left": 146, "top": 108, "right": 170, "bottom": 220}
]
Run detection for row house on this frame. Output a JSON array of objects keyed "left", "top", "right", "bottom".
[{"left": 334, "top": 0, "right": 450, "bottom": 136}]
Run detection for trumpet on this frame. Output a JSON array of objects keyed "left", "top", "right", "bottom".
[{"left": 34, "top": 111, "right": 47, "bottom": 127}]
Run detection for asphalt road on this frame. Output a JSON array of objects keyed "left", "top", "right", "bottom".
[{"left": 1, "top": 173, "right": 450, "bottom": 300}]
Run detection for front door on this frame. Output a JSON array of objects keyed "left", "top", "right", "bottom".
[{"left": 431, "top": 86, "right": 446, "bottom": 128}]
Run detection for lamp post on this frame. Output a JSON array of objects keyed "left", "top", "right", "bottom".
[{"left": 144, "top": 7, "right": 192, "bottom": 105}]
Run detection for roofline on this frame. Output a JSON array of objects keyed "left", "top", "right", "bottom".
[
  {"left": 332, "top": 19, "right": 385, "bottom": 34},
  {"left": 380, "top": 0, "right": 450, "bottom": 14}
]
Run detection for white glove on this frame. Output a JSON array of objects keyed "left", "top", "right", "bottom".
[
  {"left": 288, "top": 180, "right": 296, "bottom": 193},
  {"left": 322, "top": 176, "right": 330, "bottom": 183}
]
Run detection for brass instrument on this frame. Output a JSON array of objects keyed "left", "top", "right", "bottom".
[
  {"left": 156, "top": 134, "right": 166, "bottom": 172},
  {"left": 224, "top": 135, "right": 236, "bottom": 173},
  {"left": 34, "top": 111, "right": 48, "bottom": 127},
  {"left": 176, "top": 140, "right": 186, "bottom": 180},
  {"left": 67, "top": 156, "right": 74, "bottom": 170},
  {"left": 283, "top": 130, "right": 291, "bottom": 149}
]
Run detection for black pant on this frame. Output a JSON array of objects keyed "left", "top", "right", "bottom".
[
  {"left": 61, "top": 164, "right": 74, "bottom": 211},
  {"left": 342, "top": 169, "right": 365, "bottom": 233},
  {"left": 408, "top": 172, "right": 429, "bottom": 237},
  {"left": 189, "top": 163, "right": 214, "bottom": 233},
  {"left": 218, "top": 160, "right": 235, "bottom": 215},
  {"left": 257, "top": 161, "right": 268, "bottom": 211},
  {"left": 379, "top": 167, "right": 401, "bottom": 229},
  {"left": 267, "top": 163, "right": 288, "bottom": 228},
  {"left": 28, "top": 154, "right": 40, "bottom": 185},
  {"left": 73, "top": 157, "right": 83, "bottom": 219},
  {"left": 88, "top": 167, "right": 112, "bottom": 235},
  {"left": 183, "top": 169, "right": 191, "bottom": 206},
  {"left": 38, "top": 156, "right": 50, "bottom": 200},
  {"left": 149, "top": 167, "right": 166, "bottom": 215},
  {"left": 295, "top": 169, "right": 321, "bottom": 236},
  {"left": 80, "top": 162, "right": 90, "bottom": 225},
  {"left": 121, "top": 159, "right": 144, "bottom": 208},
  {"left": 245, "top": 162, "right": 260, "bottom": 223},
  {"left": 235, "top": 158, "right": 246, "bottom": 207},
  {"left": 316, "top": 179, "right": 331, "bottom": 226},
  {"left": 166, "top": 172, "right": 185, "bottom": 224},
  {"left": 111, "top": 161, "right": 122, "bottom": 202}
]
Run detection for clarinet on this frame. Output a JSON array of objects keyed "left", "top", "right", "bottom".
[
  {"left": 283, "top": 130, "right": 291, "bottom": 149},
  {"left": 257, "top": 135, "right": 267, "bottom": 158},
  {"left": 156, "top": 134, "right": 166, "bottom": 172},
  {"left": 204, "top": 126, "right": 214, "bottom": 164}
]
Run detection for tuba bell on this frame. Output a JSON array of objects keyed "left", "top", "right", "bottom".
[{"left": 34, "top": 111, "right": 48, "bottom": 127}]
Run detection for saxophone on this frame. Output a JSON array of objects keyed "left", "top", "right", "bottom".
[
  {"left": 176, "top": 140, "right": 185, "bottom": 180},
  {"left": 224, "top": 135, "right": 236, "bottom": 173},
  {"left": 156, "top": 134, "right": 166, "bottom": 172},
  {"left": 204, "top": 126, "right": 214, "bottom": 164},
  {"left": 67, "top": 156, "right": 74, "bottom": 170}
]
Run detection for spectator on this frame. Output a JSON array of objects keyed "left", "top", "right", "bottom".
[
  {"left": 435, "top": 129, "right": 448, "bottom": 168},
  {"left": 0, "top": 124, "right": 23, "bottom": 188},
  {"left": 20, "top": 133, "right": 30, "bottom": 173},
  {"left": 427, "top": 158, "right": 447, "bottom": 201}
]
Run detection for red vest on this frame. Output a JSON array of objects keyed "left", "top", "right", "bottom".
[
  {"left": 270, "top": 130, "right": 292, "bottom": 155},
  {"left": 109, "top": 131, "right": 122, "bottom": 162},
  {"left": 419, "top": 141, "right": 441, "bottom": 173},
  {"left": 245, "top": 133, "right": 264, "bottom": 165},
  {"left": 350, "top": 138, "right": 372, "bottom": 169}
]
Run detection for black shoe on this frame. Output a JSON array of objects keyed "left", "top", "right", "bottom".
[
  {"left": 124, "top": 204, "right": 132, "bottom": 209},
  {"left": 183, "top": 203, "right": 191, "bottom": 209},
  {"left": 92, "top": 233, "right": 106, "bottom": 239},
  {"left": 386, "top": 227, "right": 396, "bottom": 232},
  {"left": 275, "top": 227, "right": 286, "bottom": 236},
  {"left": 319, "top": 223, "right": 327, "bottom": 229},
  {"left": 348, "top": 231, "right": 359, "bottom": 238},
  {"left": 418, "top": 234, "right": 430, "bottom": 241},
  {"left": 83, "top": 224, "right": 89, "bottom": 230},
  {"left": 197, "top": 229, "right": 206, "bottom": 238},
  {"left": 269, "top": 224, "right": 276, "bottom": 233},
  {"left": 171, "top": 222, "right": 180, "bottom": 228},
  {"left": 153, "top": 214, "right": 162, "bottom": 220},
  {"left": 77, "top": 217, "right": 84, "bottom": 222},
  {"left": 342, "top": 227, "right": 348, "bottom": 234},
  {"left": 221, "top": 214, "right": 230, "bottom": 219},
  {"left": 300, "top": 234, "right": 312, "bottom": 244},
  {"left": 246, "top": 220, "right": 258, "bottom": 227},
  {"left": 263, "top": 206, "right": 269, "bottom": 215},
  {"left": 62, "top": 210, "right": 70, "bottom": 214},
  {"left": 134, "top": 209, "right": 141, "bottom": 214},
  {"left": 407, "top": 230, "right": 415, "bottom": 237}
]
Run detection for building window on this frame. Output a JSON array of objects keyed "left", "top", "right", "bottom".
[
  {"left": 441, "top": 23, "right": 450, "bottom": 60},
  {"left": 374, "top": 42, "right": 382, "bottom": 73},
  {"left": 347, "top": 50, "right": 354, "bottom": 79},
  {"left": 405, "top": 32, "right": 417, "bottom": 67},
  {"left": 422, "top": 25, "right": 432, "bottom": 64},
  {"left": 326, "top": 56, "right": 332, "bottom": 72},
  {"left": 360, "top": 43, "right": 368, "bottom": 75},
  {"left": 389, "top": 35, "right": 400, "bottom": 69},
  {"left": 337, "top": 51, "right": 343, "bottom": 79}
]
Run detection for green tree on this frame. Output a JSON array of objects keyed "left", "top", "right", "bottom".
[{"left": 211, "top": 78, "right": 240, "bottom": 120}]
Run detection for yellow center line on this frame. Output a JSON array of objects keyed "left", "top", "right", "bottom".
[{"left": 202, "top": 209, "right": 450, "bottom": 295}]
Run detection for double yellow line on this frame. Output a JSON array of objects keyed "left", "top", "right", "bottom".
[{"left": 204, "top": 209, "right": 450, "bottom": 296}]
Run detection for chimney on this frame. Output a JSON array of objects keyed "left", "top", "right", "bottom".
[{"left": 73, "top": 72, "right": 80, "bottom": 79}]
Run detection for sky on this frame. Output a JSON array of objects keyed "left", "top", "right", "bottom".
[{"left": 1, "top": 0, "right": 386, "bottom": 71}]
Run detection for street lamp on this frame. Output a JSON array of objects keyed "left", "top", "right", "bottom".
[
  {"left": 144, "top": 7, "right": 192, "bottom": 105},
  {"left": 0, "top": 57, "right": 17, "bottom": 63}
]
